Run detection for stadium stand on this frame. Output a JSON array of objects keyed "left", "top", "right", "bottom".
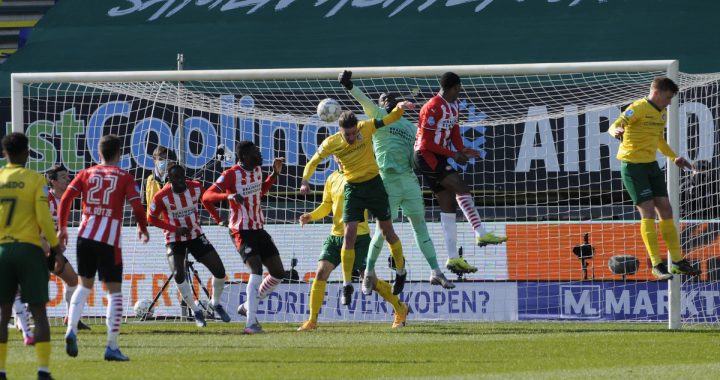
[{"left": 0, "top": 0, "right": 55, "bottom": 64}]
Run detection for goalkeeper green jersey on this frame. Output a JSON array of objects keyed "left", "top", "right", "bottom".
[{"left": 349, "top": 87, "right": 416, "bottom": 175}]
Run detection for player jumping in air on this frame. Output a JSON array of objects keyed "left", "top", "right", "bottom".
[
  {"left": 414, "top": 72, "right": 507, "bottom": 274},
  {"left": 608, "top": 76, "right": 699, "bottom": 280},
  {"left": 202, "top": 141, "right": 285, "bottom": 334},
  {"left": 58, "top": 134, "right": 149, "bottom": 361},
  {"left": 300, "top": 101, "right": 415, "bottom": 303},
  {"left": 339, "top": 70, "right": 454, "bottom": 295},
  {"left": 0, "top": 133, "right": 66, "bottom": 380},
  {"left": 148, "top": 164, "right": 232, "bottom": 327},
  {"left": 297, "top": 158, "right": 409, "bottom": 330}
]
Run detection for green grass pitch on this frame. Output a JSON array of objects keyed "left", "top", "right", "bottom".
[{"left": 3, "top": 322, "right": 720, "bottom": 379}]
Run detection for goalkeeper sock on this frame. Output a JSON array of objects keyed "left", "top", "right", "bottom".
[
  {"left": 246, "top": 274, "right": 262, "bottom": 327},
  {"left": 106, "top": 293, "right": 123, "bottom": 350},
  {"left": 441, "top": 212, "right": 459, "bottom": 259},
  {"left": 0, "top": 343, "right": 7, "bottom": 374},
  {"left": 35, "top": 341, "right": 50, "bottom": 373},
  {"left": 389, "top": 240, "right": 405, "bottom": 275},
  {"left": 659, "top": 219, "right": 684, "bottom": 262},
  {"left": 67, "top": 286, "right": 90, "bottom": 335},
  {"left": 309, "top": 280, "right": 326, "bottom": 323},
  {"left": 374, "top": 279, "right": 402, "bottom": 311},
  {"left": 366, "top": 228, "right": 384, "bottom": 272},
  {"left": 640, "top": 219, "right": 662, "bottom": 267},
  {"left": 64, "top": 284, "right": 77, "bottom": 312},
  {"left": 176, "top": 280, "right": 200, "bottom": 313},
  {"left": 258, "top": 275, "right": 282, "bottom": 299},
  {"left": 211, "top": 277, "right": 225, "bottom": 306},
  {"left": 340, "top": 248, "right": 355, "bottom": 286},
  {"left": 13, "top": 295, "right": 32, "bottom": 338},
  {"left": 456, "top": 193, "right": 487, "bottom": 236},
  {"left": 408, "top": 214, "right": 440, "bottom": 270}
]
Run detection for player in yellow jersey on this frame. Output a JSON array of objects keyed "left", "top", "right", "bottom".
[
  {"left": 0, "top": 133, "right": 65, "bottom": 380},
  {"left": 300, "top": 101, "right": 414, "bottom": 305},
  {"left": 608, "top": 76, "right": 698, "bottom": 280},
  {"left": 297, "top": 159, "right": 409, "bottom": 330}
]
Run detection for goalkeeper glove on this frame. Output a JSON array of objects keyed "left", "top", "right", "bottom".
[{"left": 339, "top": 70, "right": 353, "bottom": 90}]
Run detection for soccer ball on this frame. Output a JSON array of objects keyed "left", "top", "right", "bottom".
[
  {"left": 317, "top": 98, "right": 341, "bottom": 122},
  {"left": 134, "top": 299, "right": 154, "bottom": 318}
]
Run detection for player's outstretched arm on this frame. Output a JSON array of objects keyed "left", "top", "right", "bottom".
[
  {"left": 301, "top": 146, "right": 331, "bottom": 194},
  {"left": 341, "top": 70, "right": 383, "bottom": 118},
  {"left": 262, "top": 157, "right": 284, "bottom": 195}
]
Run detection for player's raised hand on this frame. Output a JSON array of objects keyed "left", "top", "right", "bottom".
[
  {"left": 272, "top": 157, "right": 285, "bottom": 176},
  {"left": 299, "top": 180, "right": 311, "bottom": 195},
  {"left": 339, "top": 70, "right": 353, "bottom": 90},
  {"left": 674, "top": 157, "right": 693, "bottom": 171},
  {"left": 397, "top": 101, "right": 415, "bottom": 111},
  {"left": 299, "top": 213, "right": 312, "bottom": 226},
  {"left": 138, "top": 226, "right": 150, "bottom": 244}
]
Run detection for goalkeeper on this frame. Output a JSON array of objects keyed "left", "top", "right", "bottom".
[
  {"left": 339, "top": 70, "right": 454, "bottom": 296},
  {"left": 608, "top": 76, "right": 698, "bottom": 279},
  {"left": 297, "top": 158, "right": 409, "bottom": 330}
]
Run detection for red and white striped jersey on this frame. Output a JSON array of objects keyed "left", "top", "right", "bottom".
[
  {"left": 48, "top": 190, "right": 59, "bottom": 226},
  {"left": 149, "top": 180, "right": 205, "bottom": 243},
  {"left": 211, "top": 164, "right": 274, "bottom": 231},
  {"left": 67, "top": 165, "right": 141, "bottom": 247},
  {"left": 414, "top": 95, "right": 464, "bottom": 156}
]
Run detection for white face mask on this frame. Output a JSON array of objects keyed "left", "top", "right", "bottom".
[{"left": 156, "top": 159, "right": 169, "bottom": 179}]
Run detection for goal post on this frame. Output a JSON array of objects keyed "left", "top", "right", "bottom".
[{"left": 10, "top": 60, "right": 720, "bottom": 329}]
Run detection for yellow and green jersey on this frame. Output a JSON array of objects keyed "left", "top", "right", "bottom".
[
  {"left": 0, "top": 164, "right": 59, "bottom": 247},
  {"left": 308, "top": 170, "right": 370, "bottom": 236},
  {"left": 302, "top": 106, "right": 405, "bottom": 184},
  {"left": 608, "top": 97, "right": 677, "bottom": 163}
]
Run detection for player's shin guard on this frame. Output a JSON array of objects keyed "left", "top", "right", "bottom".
[
  {"left": 246, "top": 274, "right": 262, "bottom": 327},
  {"left": 640, "top": 219, "right": 662, "bottom": 266},
  {"left": 659, "top": 219, "right": 683, "bottom": 262},
  {"left": 309, "top": 280, "right": 326, "bottom": 323},
  {"left": 211, "top": 277, "right": 226, "bottom": 306},
  {"left": 35, "top": 341, "right": 50, "bottom": 374},
  {"left": 388, "top": 240, "right": 405, "bottom": 275},
  {"left": 340, "top": 248, "right": 355, "bottom": 285},
  {"left": 366, "top": 228, "right": 384, "bottom": 272},
  {"left": 106, "top": 293, "right": 123, "bottom": 350},
  {"left": 408, "top": 214, "right": 440, "bottom": 270},
  {"left": 374, "top": 279, "right": 402, "bottom": 311},
  {"left": 64, "top": 285, "right": 77, "bottom": 311},
  {"left": 13, "top": 295, "right": 32, "bottom": 337},
  {"left": 67, "top": 286, "right": 91, "bottom": 335},
  {"left": 441, "top": 212, "right": 458, "bottom": 259},
  {"left": 456, "top": 193, "right": 486, "bottom": 236}
]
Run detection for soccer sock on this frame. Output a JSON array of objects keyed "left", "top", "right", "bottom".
[
  {"left": 640, "top": 219, "right": 662, "bottom": 267},
  {"left": 35, "top": 341, "right": 50, "bottom": 374},
  {"left": 659, "top": 219, "right": 684, "bottom": 263},
  {"left": 258, "top": 275, "right": 282, "bottom": 299},
  {"left": 309, "top": 279, "right": 326, "bottom": 323},
  {"left": 106, "top": 293, "right": 123, "bottom": 350},
  {"left": 340, "top": 247, "right": 355, "bottom": 286},
  {"left": 0, "top": 343, "right": 6, "bottom": 374},
  {"left": 64, "top": 284, "right": 77, "bottom": 312},
  {"left": 374, "top": 279, "right": 402, "bottom": 311},
  {"left": 456, "top": 193, "right": 487, "bottom": 236},
  {"left": 211, "top": 277, "right": 225, "bottom": 306},
  {"left": 67, "top": 286, "right": 91, "bottom": 335},
  {"left": 176, "top": 280, "right": 200, "bottom": 313},
  {"left": 408, "top": 214, "right": 440, "bottom": 270},
  {"left": 367, "top": 228, "right": 384, "bottom": 272},
  {"left": 389, "top": 240, "right": 405, "bottom": 275},
  {"left": 441, "top": 212, "right": 459, "bottom": 259},
  {"left": 13, "top": 295, "right": 32, "bottom": 338},
  {"left": 246, "top": 274, "right": 262, "bottom": 327}
]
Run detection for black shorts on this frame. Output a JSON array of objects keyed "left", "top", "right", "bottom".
[
  {"left": 414, "top": 150, "right": 456, "bottom": 193},
  {"left": 232, "top": 229, "right": 280, "bottom": 262},
  {"left": 166, "top": 234, "right": 216, "bottom": 260},
  {"left": 76, "top": 238, "right": 123, "bottom": 283}
]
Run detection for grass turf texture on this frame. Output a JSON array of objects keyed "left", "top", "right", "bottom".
[{"left": 3, "top": 322, "right": 720, "bottom": 379}]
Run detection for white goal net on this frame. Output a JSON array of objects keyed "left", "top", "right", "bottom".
[{"left": 10, "top": 61, "right": 720, "bottom": 328}]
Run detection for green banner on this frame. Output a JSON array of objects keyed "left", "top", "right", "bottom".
[{"left": 0, "top": 0, "right": 718, "bottom": 97}]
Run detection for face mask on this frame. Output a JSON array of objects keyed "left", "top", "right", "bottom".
[{"left": 156, "top": 159, "right": 169, "bottom": 180}]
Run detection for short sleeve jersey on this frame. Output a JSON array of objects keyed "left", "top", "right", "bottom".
[{"left": 149, "top": 180, "right": 204, "bottom": 243}]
